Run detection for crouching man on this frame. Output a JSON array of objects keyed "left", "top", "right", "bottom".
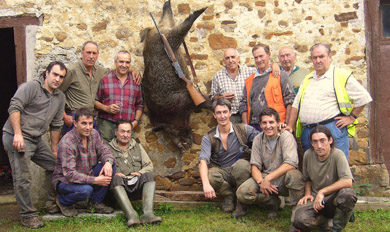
[
  {"left": 199, "top": 99, "right": 259, "bottom": 214},
  {"left": 292, "top": 125, "right": 357, "bottom": 231},
  {"left": 109, "top": 120, "right": 162, "bottom": 226},
  {"left": 235, "top": 108, "right": 304, "bottom": 218},
  {"left": 53, "top": 108, "right": 115, "bottom": 216}
]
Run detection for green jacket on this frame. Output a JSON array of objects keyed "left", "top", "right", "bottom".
[{"left": 109, "top": 138, "right": 153, "bottom": 175}]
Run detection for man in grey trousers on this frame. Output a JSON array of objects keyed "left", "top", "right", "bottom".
[{"left": 2, "top": 61, "right": 67, "bottom": 229}]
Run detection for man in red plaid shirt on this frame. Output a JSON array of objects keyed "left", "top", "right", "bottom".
[
  {"left": 95, "top": 50, "right": 144, "bottom": 143},
  {"left": 52, "top": 108, "right": 116, "bottom": 216}
]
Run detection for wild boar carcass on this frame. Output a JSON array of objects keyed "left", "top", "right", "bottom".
[{"left": 142, "top": 0, "right": 209, "bottom": 150}]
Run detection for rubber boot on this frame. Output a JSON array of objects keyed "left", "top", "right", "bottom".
[
  {"left": 330, "top": 208, "right": 353, "bottom": 232},
  {"left": 140, "top": 182, "right": 162, "bottom": 224},
  {"left": 231, "top": 199, "right": 248, "bottom": 218},
  {"left": 112, "top": 186, "right": 140, "bottom": 227}
]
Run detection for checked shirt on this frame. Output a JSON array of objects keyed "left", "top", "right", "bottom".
[
  {"left": 52, "top": 128, "right": 115, "bottom": 189},
  {"left": 96, "top": 70, "right": 144, "bottom": 122}
]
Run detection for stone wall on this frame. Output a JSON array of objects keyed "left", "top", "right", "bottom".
[{"left": 1, "top": 0, "right": 386, "bottom": 196}]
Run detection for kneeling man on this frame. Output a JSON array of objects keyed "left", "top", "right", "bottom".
[
  {"left": 292, "top": 125, "right": 357, "bottom": 231},
  {"left": 199, "top": 99, "right": 259, "bottom": 214},
  {"left": 109, "top": 120, "right": 162, "bottom": 226},
  {"left": 53, "top": 108, "right": 115, "bottom": 216},
  {"left": 235, "top": 108, "right": 304, "bottom": 218}
]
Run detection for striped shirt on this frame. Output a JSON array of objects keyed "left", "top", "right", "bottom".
[
  {"left": 210, "top": 66, "right": 256, "bottom": 114},
  {"left": 96, "top": 70, "right": 144, "bottom": 122},
  {"left": 52, "top": 128, "right": 115, "bottom": 189}
]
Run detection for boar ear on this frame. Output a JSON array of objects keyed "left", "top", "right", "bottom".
[
  {"left": 140, "top": 28, "right": 151, "bottom": 42},
  {"left": 161, "top": 0, "right": 175, "bottom": 28}
]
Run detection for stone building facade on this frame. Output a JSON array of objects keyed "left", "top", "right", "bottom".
[{"left": 0, "top": 0, "right": 388, "bottom": 201}]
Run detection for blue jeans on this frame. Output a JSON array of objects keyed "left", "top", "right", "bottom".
[
  {"left": 301, "top": 121, "right": 349, "bottom": 160},
  {"left": 63, "top": 112, "right": 99, "bottom": 134},
  {"left": 57, "top": 163, "right": 116, "bottom": 206}
]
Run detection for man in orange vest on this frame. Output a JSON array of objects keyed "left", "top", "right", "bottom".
[{"left": 239, "top": 43, "right": 295, "bottom": 131}]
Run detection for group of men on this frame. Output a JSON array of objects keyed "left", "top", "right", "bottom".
[
  {"left": 2, "top": 39, "right": 372, "bottom": 231},
  {"left": 2, "top": 41, "right": 161, "bottom": 229},
  {"left": 200, "top": 43, "right": 372, "bottom": 231}
]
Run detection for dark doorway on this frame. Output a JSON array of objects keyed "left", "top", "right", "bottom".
[{"left": 0, "top": 28, "right": 17, "bottom": 167}]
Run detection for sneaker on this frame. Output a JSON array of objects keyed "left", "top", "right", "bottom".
[
  {"left": 56, "top": 196, "right": 78, "bottom": 217},
  {"left": 21, "top": 216, "right": 45, "bottom": 229},
  {"left": 88, "top": 202, "right": 114, "bottom": 214}
]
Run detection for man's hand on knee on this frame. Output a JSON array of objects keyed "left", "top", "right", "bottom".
[
  {"left": 94, "top": 175, "right": 112, "bottom": 186},
  {"left": 100, "top": 162, "right": 113, "bottom": 177}
]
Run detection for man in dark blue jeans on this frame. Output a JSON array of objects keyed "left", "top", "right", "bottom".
[{"left": 52, "top": 108, "right": 116, "bottom": 216}]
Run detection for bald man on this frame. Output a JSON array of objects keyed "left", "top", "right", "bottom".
[{"left": 278, "top": 46, "right": 309, "bottom": 94}]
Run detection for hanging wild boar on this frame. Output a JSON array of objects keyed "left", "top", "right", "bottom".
[{"left": 141, "top": 0, "right": 210, "bottom": 151}]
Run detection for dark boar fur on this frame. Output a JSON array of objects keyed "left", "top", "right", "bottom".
[{"left": 141, "top": 0, "right": 209, "bottom": 151}]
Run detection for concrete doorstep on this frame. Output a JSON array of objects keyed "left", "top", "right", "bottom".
[{"left": 3, "top": 191, "right": 390, "bottom": 221}]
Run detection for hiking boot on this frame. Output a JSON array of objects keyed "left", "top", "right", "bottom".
[
  {"left": 21, "top": 216, "right": 45, "bottom": 229},
  {"left": 221, "top": 195, "right": 235, "bottom": 213},
  {"left": 46, "top": 200, "right": 60, "bottom": 214},
  {"left": 74, "top": 200, "right": 89, "bottom": 209},
  {"left": 88, "top": 201, "right": 114, "bottom": 214},
  {"left": 231, "top": 200, "right": 248, "bottom": 218},
  {"left": 56, "top": 196, "right": 78, "bottom": 217}
]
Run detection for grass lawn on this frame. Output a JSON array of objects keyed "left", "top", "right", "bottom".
[{"left": 1, "top": 204, "right": 390, "bottom": 232}]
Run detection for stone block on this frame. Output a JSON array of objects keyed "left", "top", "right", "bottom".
[
  {"left": 178, "top": 177, "right": 195, "bottom": 186},
  {"left": 349, "top": 150, "right": 367, "bottom": 165},
  {"left": 169, "top": 171, "right": 185, "bottom": 180},
  {"left": 183, "top": 154, "right": 195, "bottom": 164},
  {"left": 224, "top": 1, "right": 233, "bottom": 9},
  {"left": 208, "top": 33, "right": 237, "bottom": 50},
  {"left": 155, "top": 176, "right": 172, "bottom": 190},
  {"left": 334, "top": 12, "right": 358, "bottom": 22},
  {"left": 164, "top": 158, "right": 177, "bottom": 168},
  {"left": 196, "top": 22, "right": 215, "bottom": 31},
  {"left": 76, "top": 23, "right": 87, "bottom": 30},
  {"left": 257, "top": 10, "right": 266, "bottom": 19},
  {"left": 192, "top": 132, "right": 203, "bottom": 145},
  {"left": 92, "top": 20, "right": 109, "bottom": 32},
  {"left": 145, "top": 131, "right": 158, "bottom": 143},
  {"left": 265, "top": 31, "right": 293, "bottom": 40},
  {"left": 115, "top": 27, "right": 132, "bottom": 40},
  {"left": 278, "top": 20, "right": 288, "bottom": 28},
  {"left": 351, "top": 164, "right": 390, "bottom": 196},
  {"left": 178, "top": 3, "right": 190, "bottom": 14},
  {"left": 55, "top": 32, "right": 67, "bottom": 42},
  {"left": 170, "top": 183, "right": 191, "bottom": 191},
  {"left": 255, "top": 1, "right": 266, "bottom": 7},
  {"left": 221, "top": 20, "right": 237, "bottom": 32}
]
